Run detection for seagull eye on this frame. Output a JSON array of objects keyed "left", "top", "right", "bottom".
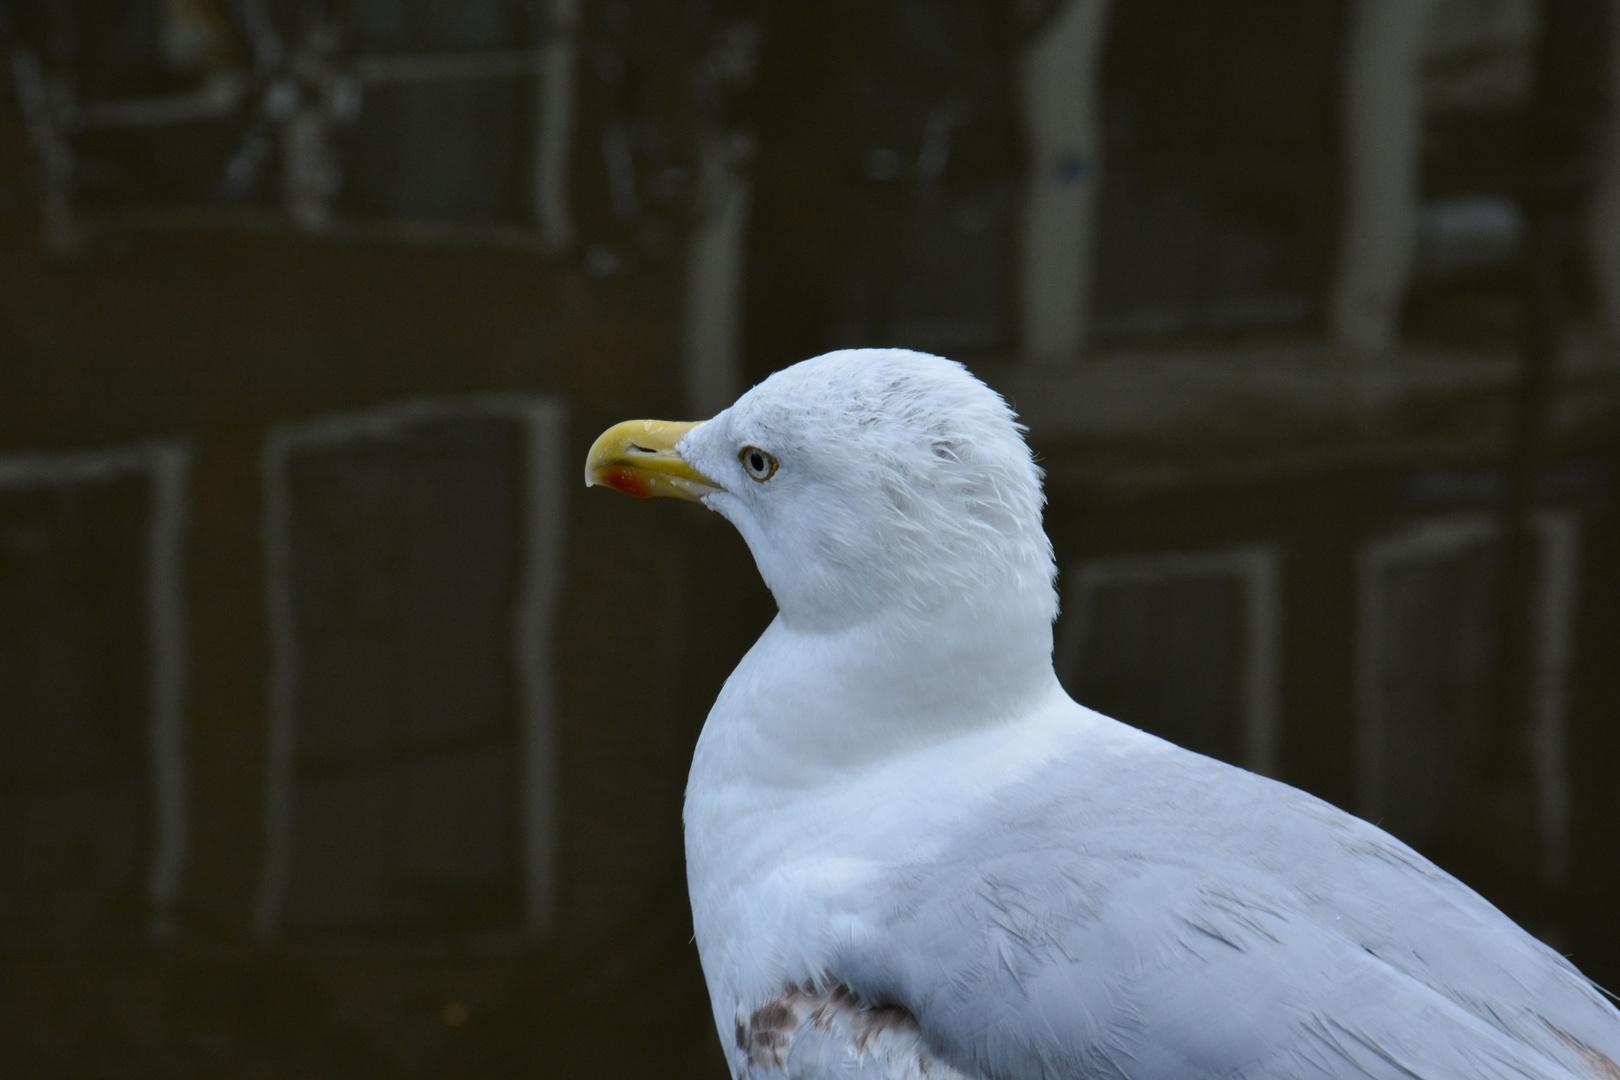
[{"left": 738, "top": 446, "right": 779, "bottom": 482}]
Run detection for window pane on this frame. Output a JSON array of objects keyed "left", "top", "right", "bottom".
[
  {"left": 0, "top": 474, "right": 153, "bottom": 941},
  {"left": 830, "top": 183, "right": 1017, "bottom": 356},
  {"left": 1371, "top": 541, "right": 1497, "bottom": 852},
  {"left": 1404, "top": 0, "right": 1536, "bottom": 348},
  {"left": 20, "top": 1, "right": 551, "bottom": 227},
  {"left": 338, "top": 79, "right": 533, "bottom": 225},
  {"left": 339, "top": 0, "right": 540, "bottom": 225},
  {"left": 1091, "top": 0, "right": 1340, "bottom": 340},
  {"left": 277, "top": 417, "right": 525, "bottom": 935},
  {"left": 1067, "top": 574, "right": 1245, "bottom": 765}
]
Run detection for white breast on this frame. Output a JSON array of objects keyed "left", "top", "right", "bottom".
[{"left": 684, "top": 664, "right": 1111, "bottom": 1075}]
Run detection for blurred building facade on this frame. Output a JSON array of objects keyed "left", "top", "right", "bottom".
[{"left": 1, "top": 2, "right": 1618, "bottom": 1077}]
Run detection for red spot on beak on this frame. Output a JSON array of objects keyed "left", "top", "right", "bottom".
[{"left": 601, "top": 466, "right": 653, "bottom": 498}]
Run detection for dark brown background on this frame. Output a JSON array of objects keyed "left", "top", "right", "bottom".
[{"left": 1, "top": 2, "right": 1618, "bottom": 1077}]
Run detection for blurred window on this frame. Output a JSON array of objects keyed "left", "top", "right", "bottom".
[
  {"left": 831, "top": 1, "right": 1021, "bottom": 358},
  {"left": 1055, "top": 546, "right": 1279, "bottom": 774},
  {"left": 1090, "top": 1, "right": 1342, "bottom": 342},
  {"left": 0, "top": 445, "right": 188, "bottom": 945},
  {"left": 744, "top": 0, "right": 1024, "bottom": 365},
  {"left": 8, "top": 0, "right": 572, "bottom": 249},
  {"left": 1357, "top": 511, "right": 1578, "bottom": 881},
  {"left": 335, "top": 2, "right": 538, "bottom": 225},
  {"left": 828, "top": 182, "right": 1018, "bottom": 357},
  {"left": 1405, "top": 0, "right": 1537, "bottom": 348},
  {"left": 256, "top": 399, "right": 564, "bottom": 942}
]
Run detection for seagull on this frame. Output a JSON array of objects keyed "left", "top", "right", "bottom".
[{"left": 585, "top": 348, "right": 1620, "bottom": 1080}]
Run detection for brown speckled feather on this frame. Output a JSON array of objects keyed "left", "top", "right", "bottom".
[{"left": 737, "top": 985, "right": 975, "bottom": 1080}]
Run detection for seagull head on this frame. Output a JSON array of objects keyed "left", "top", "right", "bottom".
[{"left": 587, "top": 349, "right": 1058, "bottom": 633}]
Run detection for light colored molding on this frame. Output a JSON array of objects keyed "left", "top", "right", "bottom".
[
  {"left": 75, "top": 71, "right": 248, "bottom": 128},
  {"left": 991, "top": 341, "right": 1620, "bottom": 492},
  {"left": 684, "top": 133, "right": 754, "bottom": 418},
  {"left": 1589, "top": 0, "right": 1620, "bottom": 340},
  {"left": 516, "top": 401, "right": 568, "bottom": 939},
  {"left": 255, "top": 395, "right": 568, "bottom": 942},
  {"left": 678, "top": 19, "right": 761, "bottom": 417},
  {"left": 534, "top": 41, "right": 578, "bottom": 253},
  {"left": 534, "top": 0, "right": 581, "bottom": 252},
  {"left": 281, "top": 105, "right": 337, "bottom": 231},
  {"left": 1017, "top": 0, "right": 1113, "bottom": 364},
  {"left": 1355, "top": 514, "right": 1499, "bottom": 826},
  {"left": 1527, "top": 510, "right": 1579, "bottom": 885},
  {"left": 91, "top": 203, "right": 573, "bottom": 255},
  {"left": 0, "top": 441, "right": 191, "bottom": 941},
  {"left": 12, "top": 25, "right": 577, "bottom": 250},
  {"left": 144, "top": 444, "right": 191, "bottom": 940},
  {"left": 255, "top": 419, "right": 300, "bottom": 942},
  {"left": 1056, "top": 545, "right": 1282, "bottom": 776},
  {"left": 1331, "top": 0, "right": 1438, "bottom": 352},
  {"left": 8, "top": 49, "right": 83, "bottom": 256},
  {"left": 1355, "top": 510, "right": 1579, "bottom": 884}
]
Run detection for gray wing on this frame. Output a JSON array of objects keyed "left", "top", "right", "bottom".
[{"left": 834, "top": 735, "right": 1620, "bottom": 1080}]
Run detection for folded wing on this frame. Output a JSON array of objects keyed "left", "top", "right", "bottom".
[{"left": 834, "top": 731, "right": 1620, "bottom": 1080}]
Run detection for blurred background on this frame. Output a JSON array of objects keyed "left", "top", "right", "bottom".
[{"left": 0, "top": 0, "right": 1617, "bottom": 1076}]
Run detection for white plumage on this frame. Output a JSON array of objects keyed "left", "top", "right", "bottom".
[{"left": 588, "top": 348, "right": 1620, "bottom": 1080}]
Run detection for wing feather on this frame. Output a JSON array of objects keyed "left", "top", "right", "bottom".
[{"left": 831, "top": 734, "right": 1620, "bottom": 1080}]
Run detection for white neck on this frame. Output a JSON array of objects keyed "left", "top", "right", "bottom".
[
  {"left": 682, "top": 583, "right": 1073, "bottom": 1040},
  {"left": 698, "top": 584, "right": 1056, "bottom": 781}
]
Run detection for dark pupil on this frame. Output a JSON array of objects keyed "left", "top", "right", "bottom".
[{"left": 750, "top": 452, "right": 763, "bottom": 472}]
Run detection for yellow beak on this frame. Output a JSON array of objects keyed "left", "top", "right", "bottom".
[{"left": 584, "top": 419, "right": 721, "bottom": 502}]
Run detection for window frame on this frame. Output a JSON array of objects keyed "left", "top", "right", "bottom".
[
  {"left": 8, "top": 2, "right": 580, "bottom": 256},
  {"left": 254, "top": 396, "right": 567, "bottom": 946},
  {"left": 1355, "top": 510, "right": 1580, "bottom": 886},
  {"left": 0, "top": 441, "right": 190, "bottom": 944},
  {"left": 1054, "top": 544, "right": 1282, "bottom": 776}
]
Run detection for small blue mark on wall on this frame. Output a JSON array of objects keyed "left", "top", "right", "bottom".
[{"left": 1055, "top": 154, "right": 1089, "bottom": 185}]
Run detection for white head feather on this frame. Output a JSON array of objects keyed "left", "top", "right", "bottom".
[{"left": 677, "top": 348, "right": 1058, "bottom": 633}]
